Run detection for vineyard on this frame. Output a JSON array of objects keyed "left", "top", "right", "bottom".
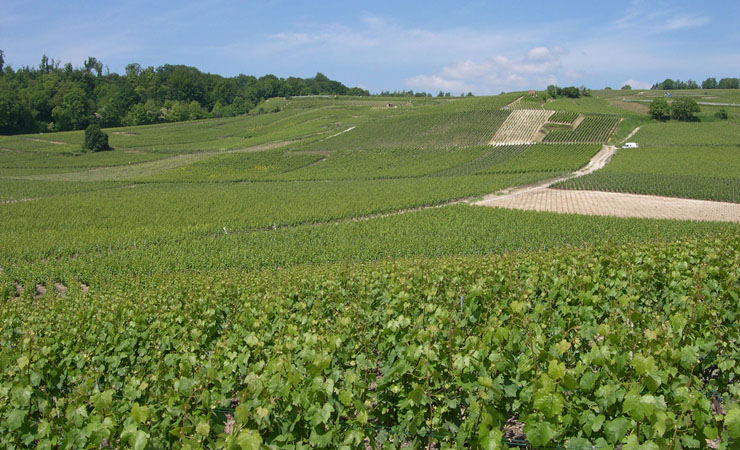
[
  {"left": 2, "top": 236, "right": 739, "bottom": 448},
  {"left": 483, "top": 144, "right": 601, "bottom": 174},
  {"left": 301, "top": 109, "right": 512, "bottom": 151},
  {"left": 490, "top": 110, "right": 554, "bottom": 146},
  {"left": 548, "top": 111, "right": 580, "bottom": 124},
  {"left": 554, "top": 144, "right": 740, "bottom": 202},
  {"left": 543, "top": 116, "right": 621, "bottom": 144},
  {"left": 433, "top": 145, "right": 529, "bottom": 177},
  {"left": 2, "top": 90, "right": 740, "bottom": 449}
]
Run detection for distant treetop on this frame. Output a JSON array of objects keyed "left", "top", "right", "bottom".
[{"left": 652, "top": 77, "right": 738, "bottom": 90}]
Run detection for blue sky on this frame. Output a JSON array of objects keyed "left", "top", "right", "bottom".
[{"left": 1, "top": 0, "right": 738, "bottom": 94}]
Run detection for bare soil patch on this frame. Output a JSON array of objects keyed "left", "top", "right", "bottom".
[
  {"left": 477, "top": 188, "right": 740, "bottom": 223},
  {"left": 112, "top": 131, "right": 137, "bottom": 136},
  {"left": 54, "top": 283, "right": 67, "bottom": 298}
]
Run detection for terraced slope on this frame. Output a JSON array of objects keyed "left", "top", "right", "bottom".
[{"left": 490, "top": 109, "right": 554, "bottom": 145}]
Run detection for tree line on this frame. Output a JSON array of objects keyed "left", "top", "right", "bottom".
[
  {"left": 0, "top": 50, "right": 370, "bottom": 135},
  {"left": 651, "top": 77, "right": 739, "bottom": 90}
]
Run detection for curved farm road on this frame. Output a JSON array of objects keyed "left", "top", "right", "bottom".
[{"left": 474, "top": 134, "right": 740, "bottom": 223}]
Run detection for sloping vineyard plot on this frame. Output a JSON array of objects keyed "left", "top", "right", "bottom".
[
  {"left": 434, "top": 145, "right": 529, "bottom": 176},
  {"left": 543, "top": 115, "right": 620, "bottom": 143},
  {"left": 302, "top": 109, "right": 511, "bottom": 150},
  {"left": 490, "top": 110, "right": 554, "bottom": 145},
  {"left": 548, "top": 111, "right": 579, "bottom": 124},
  {"left": 482, "top": 143, "right": 601, "bottom": 174}
]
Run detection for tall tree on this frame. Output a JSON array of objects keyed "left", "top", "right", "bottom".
[
  {"left": 702, "top": 77, "right": 718, "bottom": 89},
  {"left": 718, "top": 78, "right": 740, "bottom": 89},
  {"left": 671, "top": 98, "right": 700, "bottom": 121},
  {"left": 648, "top": 98, "right": 670, "bottom": 121}
]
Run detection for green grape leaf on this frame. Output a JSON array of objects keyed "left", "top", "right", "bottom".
[
  {"left": 478, "top": 428, "right": 502, "bottom": 450},
  {"left": 196, "top": 420, "right": 210, "bottom": 436},
  {"left": 524, "top": 421, "right": 556, "bottom": 447},
  {"left": 6, "top": 409, "right": 27, "bottom": 430},
  {"left": 235, "top": 404, "right": 249, "bottom": 425},
  {"left": 235, "top": 429, "right": 262, "bottom": 450},
  {"left": 547, "top": 360, "right": 566, "bottom": 380},
  {"left": 605, "top": 417, "right": 631, "bottom": 444},
  {"left": 726, "top": 404, "right": 740, "bottom": 439},
  {"left": 579, "top": 371, "right": 598, "bottom": 391},
  {"left": 131, "top": 403, "right": 149, "bottom": 425}
]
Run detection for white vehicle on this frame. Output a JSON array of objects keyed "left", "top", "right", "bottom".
[{"left": 622, "top": 142, "right": 639, "bottom": 149}]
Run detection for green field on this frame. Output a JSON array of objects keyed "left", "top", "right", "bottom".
[{"left": 2, "top": 92, "right": 739, "bottom": 448}]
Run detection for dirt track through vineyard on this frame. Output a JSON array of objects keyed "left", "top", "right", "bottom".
[{"left": 474, "top": 136, "right": 740, "bottom": 223}]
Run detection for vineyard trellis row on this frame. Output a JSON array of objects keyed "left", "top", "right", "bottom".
[{"left": 543, "top": 116, "right": 621, "bottom": 144}]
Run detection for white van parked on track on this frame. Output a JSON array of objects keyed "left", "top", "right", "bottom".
[{"left": 622, "top": 142, "right": 639, "bottom": 149}]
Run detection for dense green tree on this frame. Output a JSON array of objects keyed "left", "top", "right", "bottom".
[
  {"left": 0, "top": 84, "right": 33, "bottom": 133},
  {"left": 620, "top": 85, "right": 632, "bottom": 90},
  {"left": 648, "top": 98, "right": 670, "bottom": 121},
  {"left": 561, "top": 86, "right": 580, "bottom": 98},
  {"left": 0, "top": 49, "right": 4, "bottom": 74},
  {"left": 715, "top": 109, "right": 728, "bottom": 120},
  {"left": 83, "top": 123, "right": 110, "bottom": 151},
  {"left": 702, "top": 77, "right": 718, "bottom": 89},
  {"left": 52, "top": 86, "right": 89, "bottom": 130},
  {"left": 718, "top": 78, "right": 739, "bottom": 89},
  {"left": 670, "top": 98, "right": 700, "bottom": 121}
]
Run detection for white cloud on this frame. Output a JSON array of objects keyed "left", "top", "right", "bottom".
[
  {"left": 404, "top": 75, "right": 472, "bottom": 93},
  {"left": 405, "top": 46, "right": 568, "bottom": 94},
  {"left": 621, "top": 79, "right": 652, "bottom": 89}
]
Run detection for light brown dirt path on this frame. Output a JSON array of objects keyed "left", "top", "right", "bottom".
[
  {"left": 478, "top": 189, "right": 740, "bottom": 223},
  {"left": 622, "top": 126, "right": 641, "bottom": 142}
]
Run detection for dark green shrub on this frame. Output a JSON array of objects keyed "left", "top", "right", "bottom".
[{"left": 83, "top": 124, "right": 111, "bottom": 152}]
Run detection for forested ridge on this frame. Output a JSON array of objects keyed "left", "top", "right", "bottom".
[{"left": 0, "top": 51, "right": 369, "bottom": 135}]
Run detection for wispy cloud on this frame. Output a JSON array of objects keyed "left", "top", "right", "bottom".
[
  {"left": 405, "top": 46, "right": 567, "bottom": 94},
  {"left": 654, "top": 14, "right": 710, "bottom": 32},
  {"left": 612, "top": 1, "right": 710, "bottom": 34}
]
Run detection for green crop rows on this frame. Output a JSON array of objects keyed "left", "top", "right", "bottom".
[
  {"left": 543, "top": 116, "right": 621, "bottom": 144},
  {"left": 2, "top": 236, "right": 739, "bottom": 448},
  {"left": 483, "top": 144, "right": 601, "bottom": 174},
  {"left": 548, "top": 112, "right": 579, "bottom": 124}
]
